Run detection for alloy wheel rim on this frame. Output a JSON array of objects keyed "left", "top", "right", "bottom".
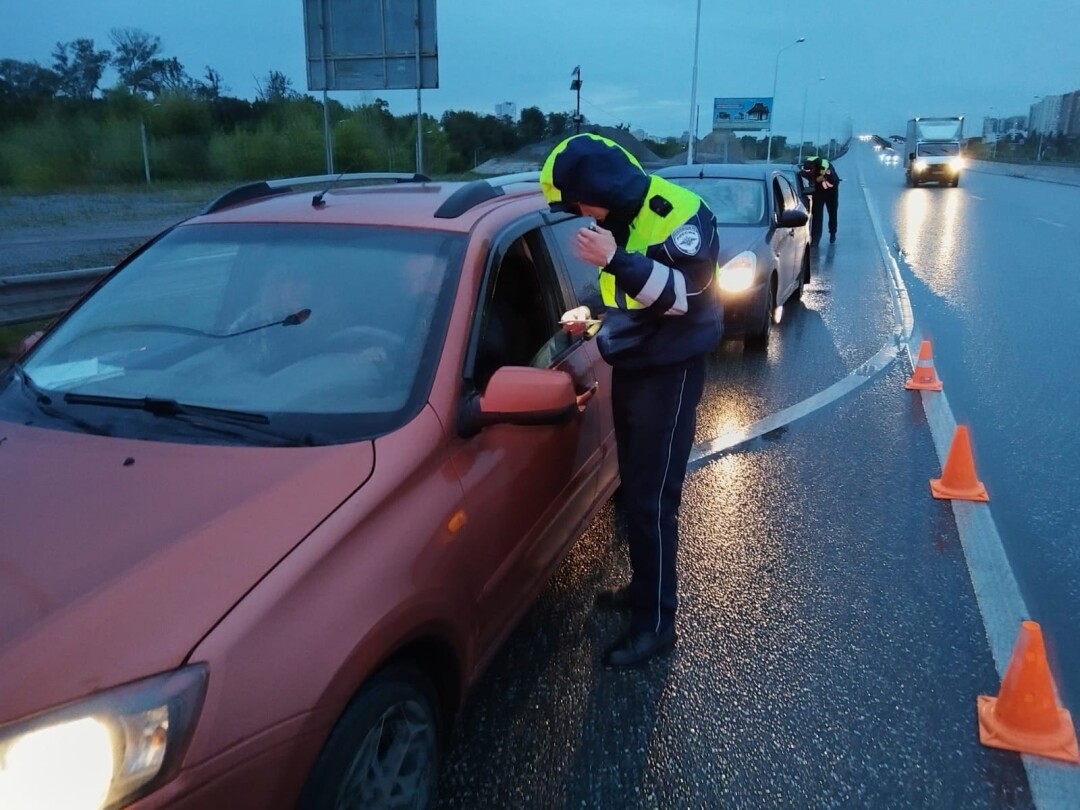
[{"left": 336, "top": 698, "right": 436, "bottom": 809}]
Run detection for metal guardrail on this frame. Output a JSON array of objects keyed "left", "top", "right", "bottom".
[{"left": 0, "top": 266, "right": 109, "bottom": 327}]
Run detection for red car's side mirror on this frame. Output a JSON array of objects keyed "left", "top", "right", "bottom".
[{"left": 459, "top": 366, "right": 577, "bottom": 436}]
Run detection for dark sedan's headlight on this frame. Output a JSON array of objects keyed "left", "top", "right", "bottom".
[
  {"left": 0, "top": 665, "right": 207, "bottom": 810},
  {"left": 716, "top": 251, "right": 758, "bottom": 294}
]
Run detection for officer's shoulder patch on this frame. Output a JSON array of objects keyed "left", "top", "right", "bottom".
[{"left": 671, "top": 224, "right": 701, "bottom": 256}]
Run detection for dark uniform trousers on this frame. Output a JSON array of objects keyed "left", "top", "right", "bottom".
[
  {"left": 612, "top": 353, "right": 707, "bottom": 635},
  {"left": 810, "top": 185, "right": 839, "bottom": 245}
]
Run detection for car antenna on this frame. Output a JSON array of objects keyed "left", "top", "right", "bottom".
[{"left": 312, "top": 169, "right": 350, "bottom": 207}]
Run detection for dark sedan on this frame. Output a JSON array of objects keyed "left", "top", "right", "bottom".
[{"left": 657, "top": 164, "right": 811, "bottom": 347}]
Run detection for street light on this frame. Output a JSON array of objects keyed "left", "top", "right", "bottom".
[
  {"left": 570, "top": 66, "right": 583, "bottom": 135},
  {"left": 686, "top": 0, "right": 702, "bottom": 165},
  {"left": 826, "top": 100, "right": 836, "bottom": 158},
  {"left": 798, "top": 77, "right": 824, "bottom": 164},
  {"left": 766, "top": 36, "right": 805, "bottom": 164},
  {"left": 817, "top": 98, "right": 833, "bottom": 158}
]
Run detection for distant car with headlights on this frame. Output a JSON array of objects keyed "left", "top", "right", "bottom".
[
  {"left": 0, "top": 171, "right": 618, "bottom": 809},
  {"left": 657, "top": 163, "right": 810, "bottom": 347}
]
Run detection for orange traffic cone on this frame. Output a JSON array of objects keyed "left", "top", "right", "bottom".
[
  {"left": 930, "top": 425, "right": 989, "bottom": 501},
  {"left": 905, "top": 339, "right": 944, "bottom": 391},
  {"left": 978, "top": 621, "right": 1080, "bottom": 763}
]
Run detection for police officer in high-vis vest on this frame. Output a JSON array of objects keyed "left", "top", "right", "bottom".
[
  {"left": 800, "top": 155, "right": 841, "bottom": 246},
  {"left": 541, "top": 134, "right": 723, "bottom": 668}
]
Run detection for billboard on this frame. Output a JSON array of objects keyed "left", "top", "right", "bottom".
[
  {"left": 712, "top": 97, "right": 773, "bottom": 131},
  {"left": 303, "top": 0, "right": 438, "bottom": 91}
]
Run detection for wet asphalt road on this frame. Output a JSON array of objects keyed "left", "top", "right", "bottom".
[{"left": 433, "top": 145, "right": 1053, "bottom": 808}]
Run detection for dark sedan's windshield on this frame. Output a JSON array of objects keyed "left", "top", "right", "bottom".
[
  {"left": 2, "top": 223, "right": 465, "bottom": 445},
  {"left": 668, "top": 177, "right": 766, "bottom": 226}
]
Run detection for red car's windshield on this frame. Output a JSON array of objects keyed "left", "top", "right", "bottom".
[{"left": 5, "top": 223, "right": 466, "bottom": 445}]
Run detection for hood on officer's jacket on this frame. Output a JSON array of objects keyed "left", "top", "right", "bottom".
[{"left": 547, "top": 136, "right": 650, "bottom": 213}]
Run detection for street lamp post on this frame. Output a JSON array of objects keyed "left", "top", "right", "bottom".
[
  {"left": 798, "top": 77, "right": 824, "bottom": 164},
  {"left": 766, "top": 37, "right": 805, "bottom": 165},
  {"left": 686, "top": 0, "right": 702, "bottom": 165},
  {"left": 570, "top": 66, "right": 583, "bottom": 135},
  {"left": 826, "top": 100, "right": 836, "bottom": 158}
]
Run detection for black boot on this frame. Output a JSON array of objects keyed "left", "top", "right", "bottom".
[{"left": 601, "top": 626, "right": 676, "bottom": 668}]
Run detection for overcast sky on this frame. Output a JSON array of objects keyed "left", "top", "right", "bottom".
[{"left": 4, "top": 0, "right": 1079, "bottom": 140}]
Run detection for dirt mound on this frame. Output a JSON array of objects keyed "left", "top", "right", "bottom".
[{"left": 475, "top": 125, "right": 665, "bottom": 175}]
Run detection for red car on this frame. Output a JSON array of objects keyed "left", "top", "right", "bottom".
[{"left": 0, "top": 172, "right": 617, "bottom": 809}]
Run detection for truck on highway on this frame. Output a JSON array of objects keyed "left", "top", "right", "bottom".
[{"left": 904, "top": 116, "right": 964, "bottom": 187}]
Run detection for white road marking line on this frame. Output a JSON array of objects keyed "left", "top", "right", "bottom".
[
  {"left": 688, "top": 343, "right": 897, "bottom": 467},
  {"left": 861, "top": 176, "right": 1080, "bottom": 808},
  {"left": 1036, "top": 217, "right": 1065, "bottom": 228}
]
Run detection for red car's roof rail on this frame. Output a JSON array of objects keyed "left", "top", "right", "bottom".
[
  {"left": 201, "top": 172, "right": 432, "bottom": 215},
  {"left": 434, "top": 172, "right": 540, "bottom": 219}
]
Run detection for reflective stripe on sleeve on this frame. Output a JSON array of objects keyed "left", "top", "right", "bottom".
[
  {"left": 664, "top": 269, "right": 688, "bottom": 315},
  {"left": 636, "top": 260, "right": 671, "bottom": 306}
]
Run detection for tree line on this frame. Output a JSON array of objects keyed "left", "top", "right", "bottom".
[{"left": 0, "top": 28, "right": 687, "bottom": 188}]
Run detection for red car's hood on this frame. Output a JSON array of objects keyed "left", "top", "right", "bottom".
[{"left": 0, "top": 421, "right": 373, "bottom": 722}]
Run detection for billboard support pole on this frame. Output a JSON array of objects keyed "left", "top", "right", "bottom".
[
  {"left": 415, "top": 0, "right": 423, "bottom": 174},
  {"left": 319, "top": 0, "right": 333, "bottom": 174}
]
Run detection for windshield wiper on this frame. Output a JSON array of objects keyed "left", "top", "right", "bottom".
[
  {"left": 61, "top": 392, "right": 316, "bottom": 446},
  {"left": 63, "top": 392, "right": 270, "bottom": 424},
  {"left": 76, "top": 309, "right": 313, "bottom": 341}
]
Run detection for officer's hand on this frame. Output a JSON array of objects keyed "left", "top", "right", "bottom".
[
  {"left": 573, "top": 224, "right": 617, "bottom": 267},
  {"left": 559, "top": 305, "right": 593, "bottom": 336}
]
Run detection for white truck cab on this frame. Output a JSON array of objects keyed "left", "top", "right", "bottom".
[{"left": 905, "top": 116, "right": 965, "bottom": 187}]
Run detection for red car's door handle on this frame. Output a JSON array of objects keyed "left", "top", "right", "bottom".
[{"left": 575, "top": 381, "right": 598, "bottom": 410}]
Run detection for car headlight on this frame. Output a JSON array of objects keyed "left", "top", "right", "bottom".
[
  {"left": 717, "top": 251, "right": 758, "bottom": 293},
  {"left": 950, "top": 157, "right": 964, "bottom": 170},
  {"left": 913, "top": 159, "right": 928, "bottom": 172},
  {"left": 0, "top": 665, "right": 207, "bottom": 810}
]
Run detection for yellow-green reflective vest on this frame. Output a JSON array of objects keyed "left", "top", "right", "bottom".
[{"left": 599, "top": 176, "right": 702, "bottom": 310}]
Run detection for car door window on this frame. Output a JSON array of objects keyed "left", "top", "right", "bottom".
[
  {"left": 546, "top": 218, "right": 603, "bottom": 312},
  {"left": 776, "top": 175, "right": 798, "bottom": 211},
  {"left": 771, "top": 177, "right": 788, "bottom": 221},
  {"left": 472, "top": 229, "right": 570, "bottom": 389}
]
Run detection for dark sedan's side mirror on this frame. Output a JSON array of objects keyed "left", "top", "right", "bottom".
[
  {"left": 459, "top": 366, "right": 577, "bottom": 437},
  {"left": 778, "top": 208, "right": 809, "bottom": 228}
]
